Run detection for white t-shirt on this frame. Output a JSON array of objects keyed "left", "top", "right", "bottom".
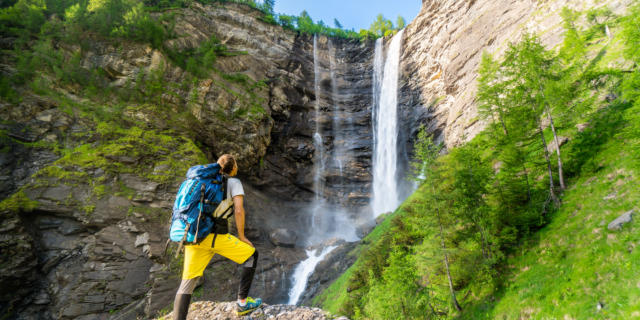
[{"left": 227, "top": 177, "right": 244, "bottom": 199}]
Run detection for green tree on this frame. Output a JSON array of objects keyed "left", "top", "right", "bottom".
[
  {"left": 333, "top": 18, "right": 342, "bottom": 29},
  {"left": 396, "top": 15, "right": 405, "bottom": 29},
  {"left": 502, "top": 33, "right": 564, "bottom": 201},
  {"left": 0, "top": 0, "right": 46, "bottom": 35},
  {"left": 277, "top": 14, "right": 295, "bottom": 30},
  {"left": 477, "top": 52, "right": 508, "bottom": 136},
  {"left": 261, "top": 0, "right": 274, "bottom": 13},
  {"left": 297, "top": 10, "right": 315, "bottom": 33},
  {"left": 369, "top": 14, "right": 393, "bottom": 37}
]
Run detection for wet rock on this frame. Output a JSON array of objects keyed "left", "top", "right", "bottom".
[
  {"left": 299, "top": 241, "right": 357, "bottom": 306},
  {"left": 608, "top": 210, "right": 634, "bottom": 231},
  {"left": 41, "top": 185, "right": 73, "bottom": 202},
  {"left": 269, "top": 228, "right": 298, "bottom": 248},
  {"left": 33, "top": 291, "right": 51, "bottom": 305},
  {"left": 356, "top": 220, "right": 376, "bottom": 239}
]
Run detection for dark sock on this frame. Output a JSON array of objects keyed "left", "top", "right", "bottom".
[{"left": 173, "top": 294, "right": 191, "bottom": 320}]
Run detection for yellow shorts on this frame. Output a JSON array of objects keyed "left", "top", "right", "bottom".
[{"left": 182, "top": 233, "right": 255, "bottom": 280}]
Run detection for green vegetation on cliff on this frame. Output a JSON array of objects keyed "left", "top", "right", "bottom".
[
  {"left": 316, "top": 5, "right": 640, "bottom": 319},
  {"left": 0, "top": 0, "right": 267, "bottom": 213}
]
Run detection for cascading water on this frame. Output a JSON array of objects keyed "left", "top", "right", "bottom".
[
  {"left": 288, "top": 30, "right": 407, "bottom": 304},
  {"left": 305, "top": 36, "right": 358, "bottom": 244},
  {"left": 287, "top": 246, "right": 337, "bottom": 305},
  {"left": 371, "top": 30, "right": 404, "bottom": 217},
  {"left": 287, "top": 35, "right": 360, "bottom": 305},
  {"left": 310, "top": 35, "right": 325, "bottom": 231}
]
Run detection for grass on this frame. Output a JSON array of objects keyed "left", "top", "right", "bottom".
[
  {"left": 312, "top": 203, "right": 406, "bottom": 315},
  {"left": 460, "top": 100, "right": 640, "bottom": 319}
]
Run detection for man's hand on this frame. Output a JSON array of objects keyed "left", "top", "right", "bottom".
[{"left": 239, "top": 235, "right": 253, "bottom": 247}]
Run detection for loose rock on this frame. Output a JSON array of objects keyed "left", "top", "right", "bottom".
[{"left": 607, "top": 210, "right": 634, "bottom": 231}]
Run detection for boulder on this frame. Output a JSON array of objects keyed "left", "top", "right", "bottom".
[
  {"left": 607, "top": 210, "right": 634, "bottom": 231},
  {"left": 269, "top": 228, "right": 298, "bottom": 248},
  {"left": 546, "top": 136, "right": 569, "bottom": 154}
]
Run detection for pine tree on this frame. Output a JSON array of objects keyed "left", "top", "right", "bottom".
[
  {"left": 502, "top": 33, "right": 562, "bottom": 204},
  {"left": 333, "top": 18, "right": 342, "bottom": 29},
  {"left": 262, "top": 0, "right": 274, "bottom": 13}
]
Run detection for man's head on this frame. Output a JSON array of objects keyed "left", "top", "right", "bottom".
[{"left": 217, "top": 154, "right": 238, "bottom": 176}]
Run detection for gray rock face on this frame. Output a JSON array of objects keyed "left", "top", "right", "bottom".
[
  {"left": 608, "top": 210, "right": 634, "bottom": 231},
  {"left": 400, "top": 0, "right": 632, "bottom": 149}
]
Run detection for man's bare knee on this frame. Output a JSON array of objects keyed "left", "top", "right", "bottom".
[{"left": 177, "top": 277, "right": 201, "bottom": 295}]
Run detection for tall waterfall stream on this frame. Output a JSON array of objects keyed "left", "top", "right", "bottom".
[{"left": 288, "top": 32, "right": 405, "bottom": 305}]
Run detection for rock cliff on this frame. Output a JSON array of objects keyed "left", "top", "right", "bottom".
[
  {"left": 399, "top": 0, "right": 632, "bottom": 149},
  {"left": 0, "top": 3, "right": 376, "bottom": 319}
]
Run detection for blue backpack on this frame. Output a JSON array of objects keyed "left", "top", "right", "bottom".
[{"left": 169, "top": 163, "right": 227, "bottom": 246}]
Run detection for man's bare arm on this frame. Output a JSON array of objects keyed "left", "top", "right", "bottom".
[{"left": 233, "top": 195, "right": 253, "bottom": 247}]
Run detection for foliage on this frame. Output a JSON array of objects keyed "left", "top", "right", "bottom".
[
  {"left": 368, "top": 14, "right": 405, "bottom": 38},
  {"left": 0, "top": 189, "right": 38, "bottom": 212},
  {"left": 318, "top": 5, "right": 640, "bottom": 320},
  {"left": 0, "top": 0, "right": 46, "bottom": 36}
]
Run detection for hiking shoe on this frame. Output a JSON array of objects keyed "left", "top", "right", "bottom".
[{"left": 236, "top": 297, "right": 262, "bottom": 316}]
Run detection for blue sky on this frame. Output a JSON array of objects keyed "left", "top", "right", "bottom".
[{"left": 272, "top": 0, "right": 422, "bottom": 31}]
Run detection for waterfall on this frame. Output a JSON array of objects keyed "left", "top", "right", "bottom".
[
  {"left": 307, "top": 36, "right": 358, "bottom": 244},
  {"left": 311, "top": 35, "right": 325, "bottom": 231},
  {"left": 287, "top": 245, "right": 337, "bottom": 305},
  {"left": 287, "top": 35, "right": 360, "bottom": 305},
  {"left": 371, "top": 30, "right": 404, "bottom": 217}
]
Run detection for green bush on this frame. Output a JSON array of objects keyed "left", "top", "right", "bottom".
[{"left": 0, "top": 0, "right": 46, "bottom": 36}]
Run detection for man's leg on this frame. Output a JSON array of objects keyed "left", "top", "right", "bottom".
[
  {"left": 238, "top": 250, "right": 259, "bottom": 300},
  {"left": 173, "top": 234, "right": 216, "bottom": 320},
  {"left": 210, "top": 233, "right": 261, "bottom": 315},
  {"left": 172, "top": 278, "right": 199, "bottom": 320}
]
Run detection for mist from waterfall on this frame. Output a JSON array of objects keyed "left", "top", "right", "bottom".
[
  {"left": 305, "top": 36, "right": 359, "bottom": 245},
  {"left": 371, "top": 29, "right": 404, "bottom": 217},
  {"left": 289, "top": 31, "right": 407, "bottom": 305},
  {"left": 310, "top": 35, "right": 325, "bottom": 232}
]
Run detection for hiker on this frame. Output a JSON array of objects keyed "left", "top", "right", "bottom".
[{"left": 172, "top": 154, "right": 262, "bottom": 319}]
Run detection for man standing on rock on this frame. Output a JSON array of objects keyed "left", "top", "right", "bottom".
[{"left": 172, "top": 154, "right": 262, "bottom": 319}]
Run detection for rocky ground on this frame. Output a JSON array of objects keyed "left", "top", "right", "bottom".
[{"left": 157, "top": 301, "right": 349, "bottom": 320}]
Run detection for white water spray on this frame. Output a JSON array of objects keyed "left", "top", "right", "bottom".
[
  {"left": 311, "top": 35, "right": 325, "bottom": 231},
  {"left": 287, "top": 246, "right": 337, "bottom": 305},
  {"left": 371, "top": 30, "right": 404, "bottom": 217},
  {"left": 287, "top": 36, "right": 361, "bottom": 305}
]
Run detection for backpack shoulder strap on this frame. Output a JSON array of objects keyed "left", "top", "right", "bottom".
[{"left": 222, "top": 175, "right": 229, "bottom": 201}]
